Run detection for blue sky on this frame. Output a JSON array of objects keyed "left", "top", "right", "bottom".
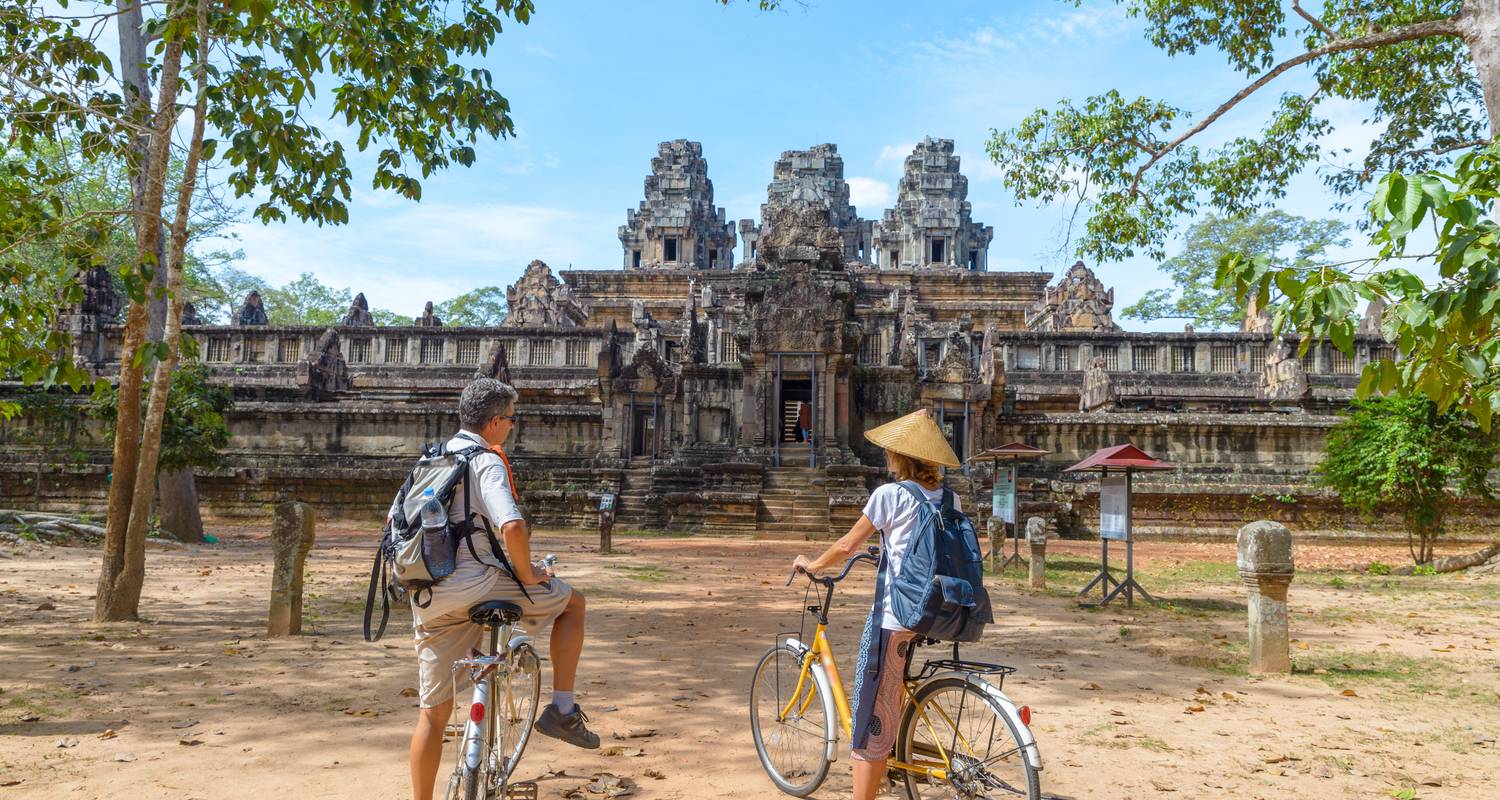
[{"left": 222, "top": 0, "right": 1390, "bottom": 331}]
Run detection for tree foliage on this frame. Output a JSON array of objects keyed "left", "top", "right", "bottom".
[
  {"left": 1221, "top": 144, "right": 1500, "bottom": 428},
  {"left": 437, "top": 285, "right": 508, "bottom": 326},
  {"left": 1316, "top": 395, "right": 1498, "bottom": 563},
  {"left": 987, "top": 0, "right": 1489, "bottom": 262},
  {"left": 1124, "top": 210, "right": 1347, "bottom": 328},
  {"left": 91, "top": 363, "right": 233, "bottom": 475}
]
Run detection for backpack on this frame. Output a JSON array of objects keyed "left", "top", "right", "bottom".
[
  {"left": 362, "top": 440, "right": 527, "bottom": 642},
  {"left": 883, "top": 481, "right": 994, "bottom": 642}
]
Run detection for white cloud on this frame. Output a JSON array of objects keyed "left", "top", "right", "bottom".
[
  {"left": 917, "top": 26, "right": 1016, "bottom": 61},
  {"left": 846, "top": 177, "right": 893, "bottom": 211},
  {"left": 876, "top": 142, "right": 916, "bottom": 173},
  {"left": 523, "top": 43, "right": 555, "bottom": 59}
]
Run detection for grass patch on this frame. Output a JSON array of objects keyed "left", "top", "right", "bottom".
[
  {"left": 1291, "top": 649, "right": 1458, "bottom": 690},
  {"left": 1135, "top": 560, "right": 1240, "bottom": 590},
  {"left": 610, "top": 565, "right": 670, "bottom": 583},
  {"left": 2, "top": 685, "right": 86, "bottom": 721},
  {"left": 1076, "top": 722, "right": 1175, "bottom": 752},
  {"left": 614, "top": 529, "right": 695, "bottom": 539}
]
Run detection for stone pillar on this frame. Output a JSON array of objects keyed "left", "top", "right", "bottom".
[
  {"left": 269, "top": 501, "right": 316, "bottom": 636},
  {"left": 1236, "top": 520, "right": 1294, "bottom": 674},
  {"left": 986, "top": 518, "right": 1004, "bottom": 572},
  {"left": 1026, "top": 517, "right": 1047, "bottom": 589}
]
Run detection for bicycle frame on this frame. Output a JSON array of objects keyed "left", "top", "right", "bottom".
[
  {"left": 449, "top": 622, "right": 533, "bottom": 791},
  {"left": 779, "top": 556, "right": 960, "bottom": 783}
]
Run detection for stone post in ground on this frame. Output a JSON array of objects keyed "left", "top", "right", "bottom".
[
  {"left": 987, "top": 518, "right": 1005, "bottom": 572},
  {"left": 1026, "top": 517, "right": 1048, "bottom": 589},
  {"left": 1236, "top": 520, "right": 1294, "bottom": 674},
  {"left": 269, "top": 501, "right": 316, "bottom": 636}
]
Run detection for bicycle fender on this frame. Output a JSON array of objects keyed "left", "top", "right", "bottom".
[
  {"left": 782, "top": 638, "right": 839, "bottom": 764},
  {"left": 968, "top": 674, "right": 1043, "bottom": 771},
  {"left": 508, "top": 632, "right": 532, "bottom": 652}
]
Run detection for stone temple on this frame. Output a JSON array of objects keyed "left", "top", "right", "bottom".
[{"left": 7, "top": 138, "right": 1467, "bottom": 539}]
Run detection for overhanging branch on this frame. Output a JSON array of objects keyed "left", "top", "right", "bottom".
[{"left": 1128, "top": 14, "right": 1465, "bottom": 196}]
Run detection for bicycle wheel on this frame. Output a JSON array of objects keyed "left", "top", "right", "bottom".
[
  {"left": 491, "top": 642, "right": 542, "bottom": 786},
  {"left": 749, "top": 643, "right": 835, "bottom": 797},
  {"left": 895, "top": 677, "right": 1039, "bottom": 800}
]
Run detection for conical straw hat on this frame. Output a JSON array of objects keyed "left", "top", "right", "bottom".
[{"left": 863, "top": 409, "right": 960, "bottom": 468}]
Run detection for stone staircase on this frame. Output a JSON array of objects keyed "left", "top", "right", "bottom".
[
  {"left": 755, "top": 464, "right": 830, "bottom": 540},
  {"left": 614, "top": 459, "right": 657, "bottom": 528}
]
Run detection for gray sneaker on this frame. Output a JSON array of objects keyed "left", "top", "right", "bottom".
[{"left": 535, "top": 703, "right": 600, "bottom": 749}]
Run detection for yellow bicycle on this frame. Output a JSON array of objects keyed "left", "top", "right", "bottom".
[{"left": 749, "top": 548, "right": 1042, "bottom": 799}]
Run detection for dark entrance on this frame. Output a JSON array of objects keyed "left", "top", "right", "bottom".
[
  {"left": 630, "top": 407, "right": 656, "bottom": 458},
  {"left": 779, "top": 378, "right": 812, "bottom": 443}
]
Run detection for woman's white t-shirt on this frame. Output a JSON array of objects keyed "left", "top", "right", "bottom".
[{"left": 862, "top": 482, "right": 960, "bottom": 631}]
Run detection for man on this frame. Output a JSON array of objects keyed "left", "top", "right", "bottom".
[{"left": 408, "top": 378, "right": 597, "bottom": 800}]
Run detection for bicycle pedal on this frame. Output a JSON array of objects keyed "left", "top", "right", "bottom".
[{"left": 503, "top": 782, "right": 538, "bottom": 800}]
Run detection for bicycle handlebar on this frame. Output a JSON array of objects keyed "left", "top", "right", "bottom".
[{"left": 786, "top": 545, "right": 880, "bottom": 587}]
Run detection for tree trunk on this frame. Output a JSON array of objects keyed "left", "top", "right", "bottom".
[
  {"left": 96, "top": 6, "right": 190, "bottom": 622},
  {"left": 117, "top": 2, "right": 170, "bottom": 343},
  {"left": 123, "top": 0, "right": 211, "bottom": 591},
  {"left": 157, "top": 469, "right": 204, "bottom": 543},
  {"left": 1462, "top": 0, "right": 1500, "bottom": 136},
  {"left": 1393, "top": 541, "right": 1500, "bottom": 574}
]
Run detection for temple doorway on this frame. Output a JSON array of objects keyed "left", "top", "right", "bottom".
[
  {"left": 779, "top": 378, "right": 812, "bottom": 444},
  {"left": 629, "top": 407, "right": 656, "bottom": 459}
]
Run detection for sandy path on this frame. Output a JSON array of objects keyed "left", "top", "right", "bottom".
[{"left": 1, "top": 528, "right": 1496, "bottom": 799}]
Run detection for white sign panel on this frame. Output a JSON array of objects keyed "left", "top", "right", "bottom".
[
  {"left": 1099, "top": 474, "right": 1129, "bottom": 541},
  {"left": 991, "top": 465, "right": 1016, "bottom": 525}
]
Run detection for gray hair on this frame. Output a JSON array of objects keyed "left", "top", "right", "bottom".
[{"left": 459, "top": 378, "right": 517, "bottom": 430}]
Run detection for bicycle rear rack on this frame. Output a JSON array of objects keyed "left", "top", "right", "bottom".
[{"left": 911, "top": 656, "right": 1016, "bottom": 689}]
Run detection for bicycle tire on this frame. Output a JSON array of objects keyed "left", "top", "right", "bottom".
[
  {"left": 492, "top": 642, "right": 542, "bottom": 787},
  {"left": 749, "top": 643, "right": 835, "bottom": 797},
  {"left": 895, "top": 676, "right": 1040, "bottom": 800}
]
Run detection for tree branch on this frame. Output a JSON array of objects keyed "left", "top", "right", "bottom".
[
  {"left": 1291, "top": 0, "right": 1337, "bottom": 40},
  {"left": 1128, "top": 14, "right": 1465, "bottom": 196}
]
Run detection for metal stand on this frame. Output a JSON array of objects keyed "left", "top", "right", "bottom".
[
  {"left": 1078, "top": 538, "right": 1154, "bottom": 607},
  {"left": 997, "top": 521, "right": 1026, "bottom": 570}
]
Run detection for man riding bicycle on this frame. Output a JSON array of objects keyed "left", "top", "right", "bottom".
[{"left": 407, "top": 378, "right": 599, "bottom": 800}]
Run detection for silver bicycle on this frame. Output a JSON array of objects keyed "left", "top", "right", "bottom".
[{"left": 443, "top": 556, "right": 553, "bottom": 800}]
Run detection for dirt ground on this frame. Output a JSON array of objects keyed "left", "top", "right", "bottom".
[{"left": 1, "top": 526, "right": 1497, "bottom": 800}]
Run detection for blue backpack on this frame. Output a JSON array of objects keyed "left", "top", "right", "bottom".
[{"left": 884, "top": 481, "right": 994, "bottom": 642}]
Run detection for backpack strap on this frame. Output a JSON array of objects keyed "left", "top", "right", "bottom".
[
  {"left": 896, "top": 480, "right": 941, "bottom": 510},
  {"left": 363, "top": 533, "right": 391, "bottom": 642},
  {"left": 939, "top": 488, "right": 955, "bottom": 515},
  {"left": 457, "top": 454, "right": 534, "bottom": 602}
]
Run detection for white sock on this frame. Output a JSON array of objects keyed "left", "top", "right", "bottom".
[{"left": 551, "top": 690, "right": 576, "bottom": 715}]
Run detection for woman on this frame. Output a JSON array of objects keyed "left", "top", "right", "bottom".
[{"left": 791, "top": 408, "right": 962, "bottom": 800}]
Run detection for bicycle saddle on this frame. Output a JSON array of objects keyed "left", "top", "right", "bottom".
[{"left": 467, "top": 600, "right": 523, "bottom": 627}]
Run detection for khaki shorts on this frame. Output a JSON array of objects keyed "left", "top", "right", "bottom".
[{"left": 413, "top": 577, "right": 574, "bottom": 708}]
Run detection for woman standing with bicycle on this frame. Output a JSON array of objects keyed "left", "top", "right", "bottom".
[{"left": 791, "top": 408, "right": 963, "bottom": 800}]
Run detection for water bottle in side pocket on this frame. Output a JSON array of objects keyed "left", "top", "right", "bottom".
[{"left": 419, "top": 487, "right": 456, "bottom": 580}]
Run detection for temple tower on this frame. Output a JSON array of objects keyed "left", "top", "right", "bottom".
[
  {"left": 619, "top": 140, "right": 736, "bottom": 270},
  {"left": 871, "top": 138, "right": 994, "bottom": 271},
  {"left": 739, "top": 144, "right": 871, "bottom": 266}
]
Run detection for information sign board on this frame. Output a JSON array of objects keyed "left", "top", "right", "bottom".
[
  {"left": 1099, "top": 475, "right": 1129, "bottom": 540},
  {"left": 991, "top": 465, "right": 1016, "bottom": 525}
]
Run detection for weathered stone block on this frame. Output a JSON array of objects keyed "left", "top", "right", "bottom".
[{"left": 269, "top": 501, "right": 316, "bottom": 636}]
